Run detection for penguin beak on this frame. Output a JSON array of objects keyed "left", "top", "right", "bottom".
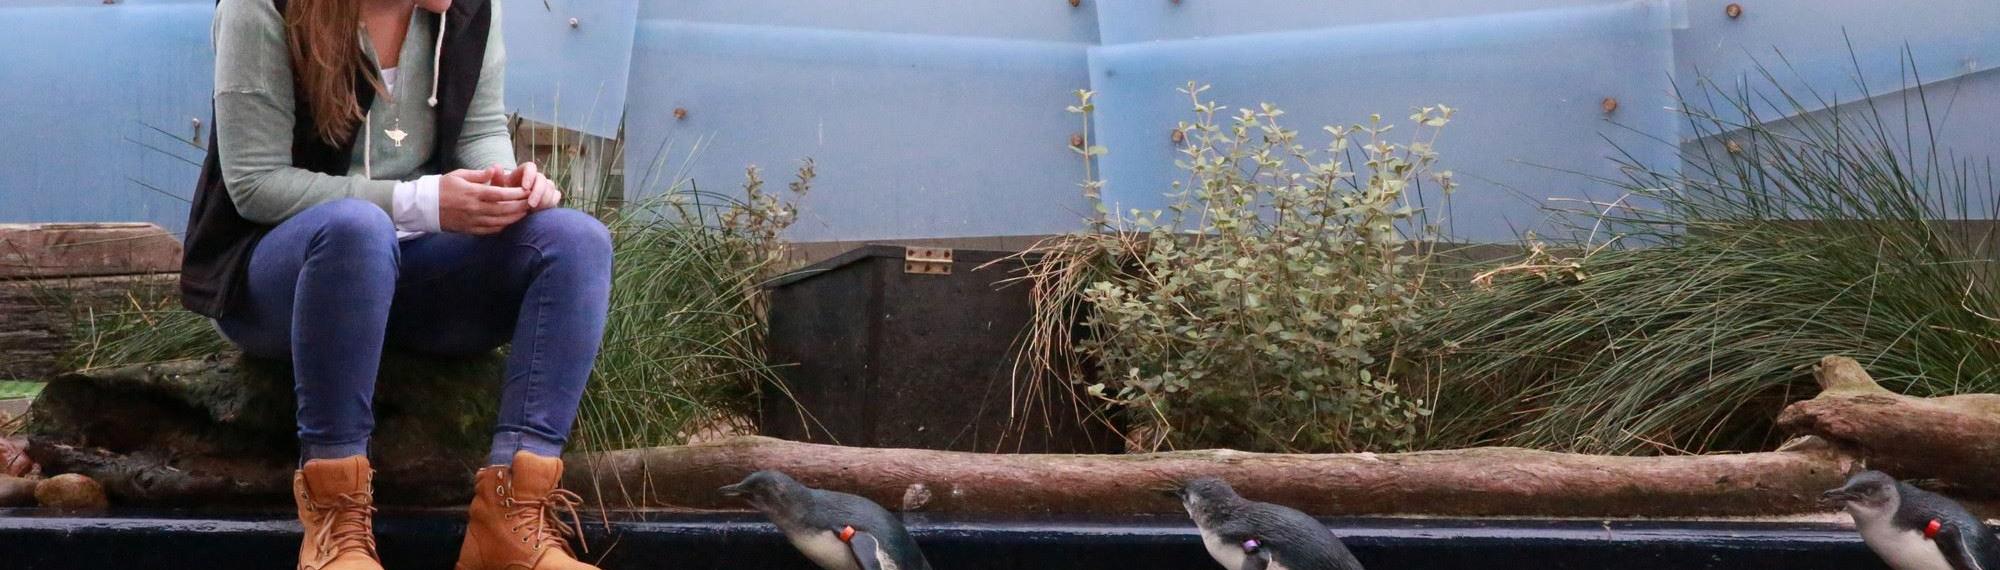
[
  {"left": 1820, "top": 488, "right": 1857, "bottom": 507},
  {"left": 1152, "top": 482, "right": 1186, "bottom": 500},
  {"left": 718, "top": 483, "right": 749, "bottom": 498}
]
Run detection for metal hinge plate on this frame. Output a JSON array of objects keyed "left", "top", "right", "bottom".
[{"left": 903, "top": 246, "right": 954, "bottom": 275}]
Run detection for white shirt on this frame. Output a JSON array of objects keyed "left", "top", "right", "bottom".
[{"left": 383, "top": 66, "right": 444, "bottom": 240}]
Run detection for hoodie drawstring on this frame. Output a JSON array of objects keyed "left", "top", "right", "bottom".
[{"left": 428, "top": 10, "right": 445, "bottom": 108}]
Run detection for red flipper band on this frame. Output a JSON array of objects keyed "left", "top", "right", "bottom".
[
  {"left": 840, "top": 525, "right": 857, "bottom": 543},
  {"left": 1925, "top": 519, "right": 1942, "bottom": 539}
]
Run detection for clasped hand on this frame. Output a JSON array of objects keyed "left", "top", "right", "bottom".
[{"left": 439, "top": 162, "right": 562, "bottom": 236}]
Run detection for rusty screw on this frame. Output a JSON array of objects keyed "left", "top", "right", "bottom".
[
  {"left": 673, "top": 107, "right": 688, "bottom": 121},
  {"left": 1725, "top": 3, "right": 1743, "bottom": 18},
  {"left": 1070, "top": 133, "right": 1086, "bottom": 149},
  {"left": 1170, "top": 128, "right": 1186, "bottom": 144},
  {"left": 1069, "top": 0, "right": 1081, "bottom": 7},
  {"left": 1600, "top": 97, "right": 1619, "bottom": 114}
]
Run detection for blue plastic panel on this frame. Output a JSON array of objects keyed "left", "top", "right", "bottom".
[
  {"left": 1095, "top": 0, "right": 1618, "bottom": 44},
  {"left": 623, "top": 21, "right": 1095, "bottom": 241},
  {"left": 500, "top": 0, "right": 638, "bottom": 138},
  {"left": 1089, "top": 2, "right": 1680, "bottom": 243},
  {"left": 642, "top": 0, "right": 1099, "bottom": 44},
  {"left": 0, "top": 0, "right": 215, "bottom": 232},
  {"left": 1674, "top": 0, "right": 2000, "bottom": 130}
]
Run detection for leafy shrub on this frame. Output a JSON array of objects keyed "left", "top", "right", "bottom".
[{"left": 1024, "top": 85, "right": 1454, "bottom": 453}]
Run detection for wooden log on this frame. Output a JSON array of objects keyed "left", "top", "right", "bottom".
[
  {"left": 1777, "top": 355, "right": 2000, "bottom": 497},
  {"left": 0, "top": 223, "right": 181, "bottom": 280},
  {"left": 0, "top": 273, "right": 177, "bottom": 379},
  {"left": 564, "top": 436, "right": 1858, "bottom": 517}
]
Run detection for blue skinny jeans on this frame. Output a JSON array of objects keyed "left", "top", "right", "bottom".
[{"left": 216, "top": 199, "right": 613, "bottom": 466}]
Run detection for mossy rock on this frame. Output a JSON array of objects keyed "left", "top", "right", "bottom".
[{"left": 24, "top": 351, "right": 502, "bottom": 506}]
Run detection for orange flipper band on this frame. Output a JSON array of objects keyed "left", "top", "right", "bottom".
[
  {"left": 1925, "top": 519, "right": 1942, "bottom": 539},
  {"left": 840, "top": 525, "right": 857, "bottom": 543}
]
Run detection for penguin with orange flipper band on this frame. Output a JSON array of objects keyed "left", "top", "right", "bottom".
[
  {"left": 720, "top": 470, "right": 933, "bottom": 570},
  {"left": 1824, "top": 470, "right": 2000, "bottom": 570}
]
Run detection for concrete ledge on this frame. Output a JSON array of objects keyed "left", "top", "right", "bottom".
[{"left": 0, "top": 511, "right": 1887, "bottom": 569}]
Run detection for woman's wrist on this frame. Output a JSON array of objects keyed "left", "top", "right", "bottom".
[{"left": 391, "top": 175, "right": 444, "bottom": 233}]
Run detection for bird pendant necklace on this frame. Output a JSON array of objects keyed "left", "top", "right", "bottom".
[{"left": 382, "top": 62, "right": 409, "bottom": 148}]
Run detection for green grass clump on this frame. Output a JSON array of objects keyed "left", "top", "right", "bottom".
[
  {"left": 572, "top": 162, "right": 810, "bottom": 450},
  {"left": 1410, "top": 60, "right": 2000, "bottom": 454},
  {"left": 61, "top": 292, "right": 231, "bottom": 372}
]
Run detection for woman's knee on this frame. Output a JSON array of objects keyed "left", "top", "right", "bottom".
[
  {"left": 302, "top": 199, "right": 397, "bottom": 247},
  {"left": 519, "top": 208, "right": 612, "bottom": 258}
]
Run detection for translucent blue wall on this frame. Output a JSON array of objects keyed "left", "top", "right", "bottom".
[
  {"left": 1088, "top": 1, "right": 1678, "bottom": 241},
  {"left": 502, "top": 0, "right": 638, "bottom": 138},
  {"left": 1, "top": 0, "right": 215, "bottom": 234},
  {"left": 623, "top": 1, "right": 1098, "bottom": 241},
  {"left": 3, "top": 0, "right": 1995, "bottom": 240}
]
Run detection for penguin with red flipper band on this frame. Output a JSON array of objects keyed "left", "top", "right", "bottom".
[
  {"left": 720, "top": 470, "right": 933, "bottom": 570},
  {"left": 1825, "top": 470, "right": 2000, "bottom": 570}
]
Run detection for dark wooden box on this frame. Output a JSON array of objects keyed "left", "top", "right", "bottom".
[{"left": 760, "top": 245, "right": 1120, "bottom": 453}]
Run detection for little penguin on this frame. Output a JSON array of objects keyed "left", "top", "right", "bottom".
[
  {"left": 1823, "top": 470, "right": 2000, "bottom": 570},
  {"left": 719, "top": 470, "right": 933, "bottom": 570},
  {"left": 1171, "top": 477, "right": 1365, "bottom": 570}
]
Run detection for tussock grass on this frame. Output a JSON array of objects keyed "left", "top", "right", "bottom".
[
  {"left": 60, "top": 290, "right": 230, "bottom": 372},
  {"left": 1411, "top": 56, "right": 2000, "bottom": 454},
  {"left": 573, "top": 163, "right": 810, "bottom": 451}
]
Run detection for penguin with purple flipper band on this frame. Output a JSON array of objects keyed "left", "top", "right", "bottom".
[{"left": 1170, "top": 477, "right": 1365, "bottom": 570}]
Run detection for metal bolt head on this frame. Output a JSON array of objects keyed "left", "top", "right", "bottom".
[
  {"left": 1600, "top": 97, "right": 1619, "bottom": 114},
  {"left": 673, "top": 108, "right": 688, "bottom": 120},
  {"left": 1070, "top": 133, "right": 1086, "bottom": 149},
  {"left": 1725, "top": 3, "right": 1743, "bottom": 18},
  {"left": 568, "top": 17, "right": 580, "bottom": 28},
  {"left": 1069, "top": 0, "right": 1081, "bottom": 7}
]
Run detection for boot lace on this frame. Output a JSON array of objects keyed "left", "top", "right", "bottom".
[
  {"left": 502, "top": 482, "right": 589, "bottom": 555},
  {"left": 308, "top": 491, "right": 379, "bottom": 562}
]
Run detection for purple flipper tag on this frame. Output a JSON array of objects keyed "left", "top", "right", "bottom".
[{"left": 1242, "top": 539, "right": 1261, "bottom": 553}]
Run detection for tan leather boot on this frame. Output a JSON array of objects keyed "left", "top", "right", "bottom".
[
  {"left": 294, "top": 456, "right": 383, "bottom": 570},
  {"left": 454, "top": 451, "right": 596, "bottom": 570}
]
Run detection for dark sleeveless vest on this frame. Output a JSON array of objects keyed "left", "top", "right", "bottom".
[{"left": 181, "top": 0, "right": 493, "bottom": 318}]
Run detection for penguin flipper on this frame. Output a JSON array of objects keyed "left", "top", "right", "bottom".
[
  {"left": 1237, "top": 550, "right": 1272, "bottom": 570},
  {"left": 1939, "top": 526, "right": 1990, "bottom": 570},
  {"left": 847, "top": 530, "right": 891, "bottom": 570}
]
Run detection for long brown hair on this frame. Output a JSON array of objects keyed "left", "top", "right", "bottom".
[{"left": 284, "top": 0, "right": 382, "bottom": 146}]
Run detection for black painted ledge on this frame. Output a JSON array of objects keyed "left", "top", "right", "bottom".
[{"left": 0, "top": 510, "right": 1891, "bottom": 569}]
